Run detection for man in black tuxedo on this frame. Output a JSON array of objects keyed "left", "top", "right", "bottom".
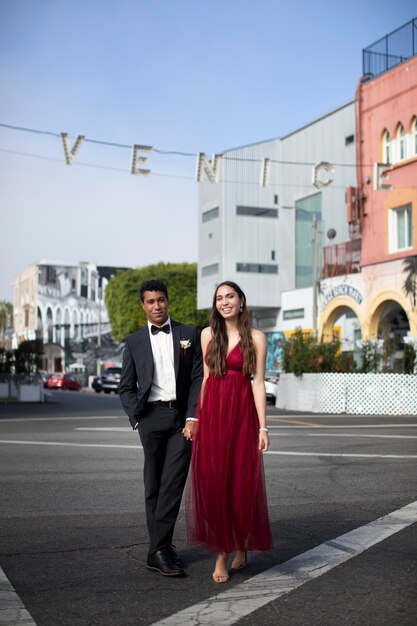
[{"left": 119, "top": 279, "right": 203, "bottom": 577}]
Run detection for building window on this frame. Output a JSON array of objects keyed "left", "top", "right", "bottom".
[
  {"left": 412, "top": 117, "right": 417, "bottom": 156},
  {"left": 236, "top": 263, "right": 278, "bottom": 274},
  {"left": 257, "top": 317, "right": 277, "bottom": 329},
  {"left": 46, "top": 266, "right": 56, "bottom": 284},
  {"left": 236, "top": 206, "right": 278, "bottom": 218},
  {"left": 345, "top": 134, "right": 354, "bottom": 146},
  {"left": 389, "top": 203, "right": 412, "bottom": 252},
  {"left": 295, "top": 193, "right": 322, "bottom": 289},
  {"left": 283, "top": 308, "right": 305, "bottom": 320},
  {"left": 201, "top": 263, "right": 219, "bottom": 277},
  {"left": 382, "top": 130, "right": 391, "bottom": 164},
  {"left": 202, "top": 206, "right": 219, "bottom": 223},
  {"left": 80, "top": 268, "right": 88, "bottom": 298},
  {"left": 271, "top": 250, "right": 275, "bottom": 261},
  {"left": 397, "top": 124, "right": 406, "bottom": 160},
  {"left": 208, "top": 233, "right": 213, "bottom": 239}
]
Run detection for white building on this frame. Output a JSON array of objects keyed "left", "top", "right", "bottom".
[
  {"left": 198, "top": 102, "right": 357, "bottom": 365},
  {"left": 13, "top": 261, "right": 125, "bottom": 372}
]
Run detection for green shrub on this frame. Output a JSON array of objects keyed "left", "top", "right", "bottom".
[{"left": 282, "top": 329, "right": 342, "bottom": 377}]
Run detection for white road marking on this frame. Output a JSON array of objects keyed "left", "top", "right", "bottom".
[
  {"left": 150, "top": 500, "right": 417, "bottom": 626},
  {"left": 268, "top": 424, "right": 417, "bottom": 429},
  {"left": 0, "top": 415, "right": 124, "bottom": 423},
  {"left": 265, "top": 451, "right": 417, "bottom": 458},
  {"left": 269, "top": 433, "right": 417, "bottom": 439},
  {"left": 0, "top": 440, "right": 141, "bottom": 450},
  {"left": 1, "top": 417, "right": 415, "bottom": 429},
  {"left": 75, "top": 428, "right": 417, "bottom": 440},
  {"left": 0, "top": 566, "right": 36, "bottom": 625},
  {"left": 266, "top": 414, "right": 417, "bottom": 419},
  {"left": 0, "top": 440, "right": 415, "bottom": 458},
  {"left": 75, "top": 427, "right": 131, "bottom": 432}
]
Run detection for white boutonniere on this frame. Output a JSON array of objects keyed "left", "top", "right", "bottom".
[{"left": 180, "top": 339, "right": 192, "bottom": 350}]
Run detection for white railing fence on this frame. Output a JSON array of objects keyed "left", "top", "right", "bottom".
[{"left": 276, "top": 373, "right": 417, "bottom": 415}]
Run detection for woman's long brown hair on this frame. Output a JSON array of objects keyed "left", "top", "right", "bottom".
[{"left": 207, "top": 281, "right": 257, "bottom": 376}]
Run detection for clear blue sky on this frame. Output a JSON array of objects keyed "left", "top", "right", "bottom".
[{"left": 1, "top": 0, "right": 416, "bottom": 301}]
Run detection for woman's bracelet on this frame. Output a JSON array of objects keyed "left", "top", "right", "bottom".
[{"left": 259, "top": 427, "right": 268, "bottom": 432}]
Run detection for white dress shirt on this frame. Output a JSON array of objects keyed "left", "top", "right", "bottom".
[{"left": 147, "top": 317, "right": 176, "bottom": 402}]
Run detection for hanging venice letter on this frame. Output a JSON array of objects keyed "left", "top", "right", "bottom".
[
  {"left": 131, "top": 144, "right": 153, "bottom": 175},
  {"left": 195, "top": 153, "right": 222, "bottom": 183},
  {"left": 61, "top": 132, "right": 85, "bottom": 165}
]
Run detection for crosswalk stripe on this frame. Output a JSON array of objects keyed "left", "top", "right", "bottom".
[{"left": 150, "top": 500, "right": 417, "bottom": 626}]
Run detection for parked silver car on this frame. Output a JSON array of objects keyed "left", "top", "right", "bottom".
[
  {"left": 264, "top": 370, "right": 279, "bottom": 403},
  {"left": 252, "top": 371, "right": 279, "bottom": 403},
  {"left": 101, "top": 367, "right": 122, "bottom": 394}
]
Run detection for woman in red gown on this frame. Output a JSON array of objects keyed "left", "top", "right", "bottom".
[{"left": 185, "top": 281, "right": 272, "bottom": 583}]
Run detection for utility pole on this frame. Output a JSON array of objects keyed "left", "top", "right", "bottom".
[
  {"left": 311, "top": 212, "right": 318, "bottom": 339},
  {"left": 96, "top": 293, "right": 102, "bottom": 377}
]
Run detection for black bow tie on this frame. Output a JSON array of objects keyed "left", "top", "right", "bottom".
[{"left": 151, "top": 324, "right": 170, "bottom": 335}]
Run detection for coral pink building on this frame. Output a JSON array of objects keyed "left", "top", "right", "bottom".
[
  {"left": 319, "top": 18, "right": 417, "bottom": 361},
  {"left": 359, "top": 54, "right": 417, "bottom": 267}
]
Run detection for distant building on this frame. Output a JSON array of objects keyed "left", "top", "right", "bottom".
[
  {"left": 197, "top": 101, "right": 356, "bottom": 345},
  {"left": 13, "top": 261, "right": 128, "bottom": 372},
  {"left": 319, "top": 18, "right": 417, "bottom": 365},
  {"left": 198, "top": 17, "right": 417, "bottom": 371}
]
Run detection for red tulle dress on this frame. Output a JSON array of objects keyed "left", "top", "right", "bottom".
[{"left": 186, "top": 343, "right": 272, "bottom": 553}]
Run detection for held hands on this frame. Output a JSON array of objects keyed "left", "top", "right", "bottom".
[
  {"left": 182, "top": 419, "right": 195, "bottom": 441},
  {"left": 259, "top": 429, "right": 269, "bottom": 452}
]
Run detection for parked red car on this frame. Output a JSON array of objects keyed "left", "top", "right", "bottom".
[{"left": 47, "top": 373, "right": 81, "bottom": 391}]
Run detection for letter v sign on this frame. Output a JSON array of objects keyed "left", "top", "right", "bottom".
[{"left": 60, "top": 132, "right": 85, "bottom": 165}]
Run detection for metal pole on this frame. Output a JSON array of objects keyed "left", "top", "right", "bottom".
[
  {"left": 98, "top": 300, "right": 102, "bottom": 348},
  {"left": 312, "top": 213, "right": 318, "bottom": 339},
  {"left": 96, "top": 297, "right": 102, "bottom": 377}
]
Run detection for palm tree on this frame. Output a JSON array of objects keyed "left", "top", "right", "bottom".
[
  {"left": 0, "top": 301, "right": 13, "bottom": 339},
  {"left": 402, "top": 256, "right": 417, "bottom": 309}
]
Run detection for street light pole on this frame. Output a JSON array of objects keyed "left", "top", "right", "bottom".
[
  {"left": 311, "top": 213, "right": 318, "bottom": 339},
  {"left": 96, "top": 294, "right": 102, "bottom": 377}
]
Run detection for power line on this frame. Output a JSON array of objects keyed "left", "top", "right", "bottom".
[
  {"left": 1, "top": 123, "right": 415, "bottom": 189},
  {"left": 1, "top": 147, "right": 416, "bottom": 190},
  {"left": 0, "top": 147, "right": 358, "bottom": 188},
  {"left": 0, "top": 123, "right": 196, "bottom": 157},
  {"left": 0, "top": 121, "right": 364, "bottom": 167}
]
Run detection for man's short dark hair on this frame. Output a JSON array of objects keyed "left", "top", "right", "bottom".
[{"left": 139, "top": 279, "right": 169, "bottom": 302}]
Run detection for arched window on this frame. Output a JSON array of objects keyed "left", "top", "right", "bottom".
[
  {"left": 397, "top": 124, "right": 406, "bottom": 160},
  {"left": 382, "top": 130, "right": 391, "bottom": 164},
  {"left": 412, "top": 117, "right": 417, "bottom": 156}
]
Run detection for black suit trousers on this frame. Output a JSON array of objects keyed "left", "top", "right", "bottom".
[{"left": 137, "top": 404, "right": 192, "bottom": 555}]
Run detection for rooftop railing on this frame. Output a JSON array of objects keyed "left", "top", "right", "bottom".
[{"left": 362, "top": 17, "right": 417, "bottom": 79}]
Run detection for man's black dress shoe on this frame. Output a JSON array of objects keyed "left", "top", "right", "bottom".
[
  {"left": 166, "top": 544, "right": 183, "bottom": 567},
  {"left": 146, "top": 550, "right": 184, "bottom": 577}
]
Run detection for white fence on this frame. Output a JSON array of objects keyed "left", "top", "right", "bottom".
[{"left": 276, "top": 373, "right": 417, "bottom": 415}]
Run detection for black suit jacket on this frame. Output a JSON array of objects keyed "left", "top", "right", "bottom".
[{"left": 119, "top": 319, "right": 203, "bottom": 429}]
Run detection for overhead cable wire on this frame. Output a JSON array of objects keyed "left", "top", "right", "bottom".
[
  {"left": 0, "top": 121, "right": 374, "bottom": 167},
  {"left": 2, "top": 147, "right": 414, "bottom": 190}
]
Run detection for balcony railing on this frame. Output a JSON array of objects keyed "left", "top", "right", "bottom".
[
  {"left": 362, "top": 17, "right": 417, "bottom": 79},
  {"left": 321, "top": 239, "right": 361, "bottom": 279}
]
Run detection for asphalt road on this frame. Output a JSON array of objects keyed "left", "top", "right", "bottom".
[{"left": 0, "top": 390, "right": 416, "bottom": 625}]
